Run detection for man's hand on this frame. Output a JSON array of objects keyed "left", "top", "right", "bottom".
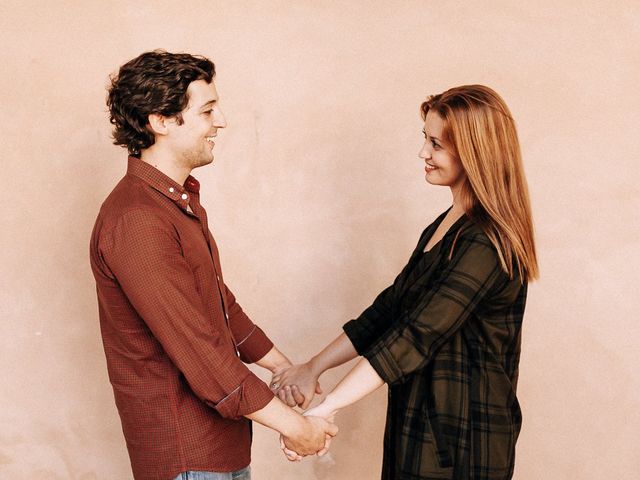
[
  {"left": 270, "top": 363, "right": 322, "bottom": 409},
  {"left": 270, "top": 378, "right": 305, "bottom": 408},
  {"left": 258, "top": 347, "right": 305, "bottom": 408},
  {"left": 280, "top": 415, "right": 338, "bottom": 459}
]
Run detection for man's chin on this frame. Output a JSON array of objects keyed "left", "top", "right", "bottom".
[{"left": 193, "top": 155, "right": 214, "bottom": 169}]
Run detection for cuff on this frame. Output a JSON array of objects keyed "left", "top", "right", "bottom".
[
  {"left": 363, "top": 344, "right": 404, "bottom": 386},
  {"left": 237, "top": 325, "right": 274, "bottom": 363},
  {"left": 361, "top": 323, "right": 409, "bottom": 386},
  {"left": 343, "top": 319, "right": 373, "bottom": 355},
  {"left": 209, "top": 372, "right": 274, "bottom": 420}
]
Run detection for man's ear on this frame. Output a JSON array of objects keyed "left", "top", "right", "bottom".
[{"left": 148, "top": 113, "right": 170, "bottom": 136}]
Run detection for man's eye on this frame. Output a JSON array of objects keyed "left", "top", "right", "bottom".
[{"left": 203, "top": 110, "right": 213, "bottom": 115}]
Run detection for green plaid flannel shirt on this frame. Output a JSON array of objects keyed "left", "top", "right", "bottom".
[{"left": 344, "top": 211, "right": 527, "bottom": 480}]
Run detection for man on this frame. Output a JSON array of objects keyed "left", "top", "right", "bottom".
[{"left": 90, "top": 50, "right": 335, "bottom": 480}]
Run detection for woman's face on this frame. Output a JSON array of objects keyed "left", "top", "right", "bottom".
[{"left": 419, "top": 110, "right": 466, "bottom": 192}]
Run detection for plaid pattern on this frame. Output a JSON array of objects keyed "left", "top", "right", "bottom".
[
  {"left": 344, "top": 210, "right": 527, "bottom": 480},
  {"left": 90, "top": 157, "right": 274, "bottom": 480}
]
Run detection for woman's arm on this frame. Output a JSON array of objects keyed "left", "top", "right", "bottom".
[
  {"left": 271, "top": 332, "right": 358, "bottom": 409},
  {"left": 305, "top": 358, "right": 384, "bottom": 420},
  {"left": 363, "top": 232, "right": 505, "bottom": 386},
  {"left": 279, "top": 358, "right": 385, "bottom": 461}
]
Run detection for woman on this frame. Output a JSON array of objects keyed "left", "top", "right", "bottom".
[{"left": 272, "top": 85, "right": 538, "bottom": 479}]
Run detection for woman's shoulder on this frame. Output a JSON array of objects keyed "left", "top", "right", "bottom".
[
  {"left": 453, "top": 217, "right": 526, "bottom": 286},
  {"left": 457, "top": 217, "right": 489, "bottom": 241},
  {"left": 449, "top": 217, "right": 499, "bottom": 259}
]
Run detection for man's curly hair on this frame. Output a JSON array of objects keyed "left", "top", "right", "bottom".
[{"left": 107, "top": 50, "right": 215, "bottom": 156}]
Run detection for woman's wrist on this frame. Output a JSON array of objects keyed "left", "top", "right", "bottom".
[
  {"left": 307, "top": 355, "right": 324, "bottom": 378},
  {"left": 319, "top": 393, "right": 340, "bottom": 417}
]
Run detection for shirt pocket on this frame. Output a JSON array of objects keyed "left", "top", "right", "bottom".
[
  {"left": 422, "top": 409, "right": 455, "bottom": 474},
  {"left": 396, "top": 383, "right": 455, "bottom": 477}
]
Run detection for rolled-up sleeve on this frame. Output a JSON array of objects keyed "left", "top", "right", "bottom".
[
  {"left": 343, "top": 283, "right": 396, "bottom": 354},
  {"left": 224, "top": 284, "right": 274, "bottom": 363},
  {"left": 363, "top": 233, "right": 505, "bottom": 386},
  {"left": 101, "top": 208, "right": 273, "bottom": 418},
  {"left": 343, "top": 226, "right": 436, "bottom": 353}
]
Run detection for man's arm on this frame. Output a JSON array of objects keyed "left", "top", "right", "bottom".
[
  {"left": 223, "top": 282, "right": 275, "bottom": 363},
  {"left": 246, "top": 396, "right": 338, "bottom": 456},
  {"left": 101, "top": 209, "right": 274, "bottom": 419}
]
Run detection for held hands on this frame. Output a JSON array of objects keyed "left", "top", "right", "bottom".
[
  {"left": 270, "top": 361, "right": 336, "bottom": 461},
  {"left": 280, "top": 400, "right": 339, "bottom": 461},
  {"left": 270, "top": 362, "right": 322, "bottom": 409},
  {"left": 269, "top": 363, "right": 306, "bottom": 408},
  {"left": 280, "top": 415, "right": 338, "bottom": 461}
]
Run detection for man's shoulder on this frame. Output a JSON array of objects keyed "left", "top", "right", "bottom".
[{"left": 94, "top": 175, "right": 168, "bottom": 234}]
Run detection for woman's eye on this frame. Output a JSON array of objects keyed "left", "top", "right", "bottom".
[{"left": 431, "top": 140, "right": 440, "bottom": 149}]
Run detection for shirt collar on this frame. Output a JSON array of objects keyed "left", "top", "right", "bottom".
[{"left": 127, "top": 156, "right": 200, "bottom": 210}]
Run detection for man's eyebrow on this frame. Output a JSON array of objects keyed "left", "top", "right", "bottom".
[{"left": 199, "top": 99, "right": 217, "bottom": 109}]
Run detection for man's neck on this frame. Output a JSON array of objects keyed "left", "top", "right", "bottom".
[{"left": 140, "top": 149, "right": 191, "bottom": 186}]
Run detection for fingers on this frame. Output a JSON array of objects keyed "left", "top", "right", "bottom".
[
  {"left": 317, "top": 434, "right": 332, "bottom": 457},
  {"left": 277, "top": 388, "right": 287, "bottom": 402},
  {"left": 283, "top": 386, "right": 297, "bottom": 406},
  {"left": 277, "top": 387, "right": 297, "bottom": 408},
  {"left": 325, "top": 421, "right": 339, "bottom": 437},
  {"left": 291, "top": 385, "right": 306, "bottom": 407},
  {"left": 284, "top": 445, "right": 302, "bottom": 462},
  {"left": 286, "top": 452, "right": 301, "bottom": 462},
  {"left": 279, "top": 435, "right": 303, "bottom": 462},
  {"left": 300, "top": 382, "right": 322, "bottom": 408}
]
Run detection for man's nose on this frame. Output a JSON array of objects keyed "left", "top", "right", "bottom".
[{"left": 213, "top": 107, "right": 227, "bottom": 128}]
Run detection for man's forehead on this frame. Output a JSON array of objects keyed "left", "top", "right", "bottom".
[{"left": 186, "top": 79, "right": 218, "bottom": 108}]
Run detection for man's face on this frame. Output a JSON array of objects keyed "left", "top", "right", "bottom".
[{"left": 167, "top": 79, "right": 227, "bottom": 170}]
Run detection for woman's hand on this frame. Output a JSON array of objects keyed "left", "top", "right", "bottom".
[
  {"left": 302, "top": 401, "right": 339, "bottom": 457},
  {"left": 278, "top": 413, "right": 337, "bottom": 461},
  {"left": 271, "top": 362, "right": 322, "bottom": 409}
]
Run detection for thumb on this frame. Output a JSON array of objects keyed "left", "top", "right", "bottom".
[
  {"left": 315, "top": 382, "right": 323, "bottom": 394},
  {"left": 325, "top": 421, "right": 339, "bottom": 437}
]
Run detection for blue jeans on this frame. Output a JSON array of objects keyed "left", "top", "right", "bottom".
[{"left": 173, "top": 466, "right": 251, "bottom": 480}]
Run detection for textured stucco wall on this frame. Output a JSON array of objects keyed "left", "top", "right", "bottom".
[{"left": 1, "top": 1, "right": 638, "bottom": 478}]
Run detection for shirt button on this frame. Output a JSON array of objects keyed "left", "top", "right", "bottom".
[
  {"left": 169, "top": 187, "right": 175, "bottom": 193},
  {"left": 181, "top": 193, "right": 188, "bottom": 200}
]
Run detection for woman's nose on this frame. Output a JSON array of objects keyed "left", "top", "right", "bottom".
[{"left": 419, "top": 142, "right": 431, "bottom": 159}]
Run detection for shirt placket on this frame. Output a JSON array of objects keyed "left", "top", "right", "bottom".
[{"left": 186, "top": 192, "right": 239, "bottom": 356}]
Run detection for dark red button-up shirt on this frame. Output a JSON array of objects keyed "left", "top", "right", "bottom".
[{"left": 90, "top": 157, "right": 274, "bottom": 480}]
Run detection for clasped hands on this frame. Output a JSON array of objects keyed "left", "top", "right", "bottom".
[{"left": 270, "top": 363, "right": 337, "bottom": 461}]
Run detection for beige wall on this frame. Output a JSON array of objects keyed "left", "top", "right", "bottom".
[{"left": 1, "top": 1, "right": 638, "bottom": 478}]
